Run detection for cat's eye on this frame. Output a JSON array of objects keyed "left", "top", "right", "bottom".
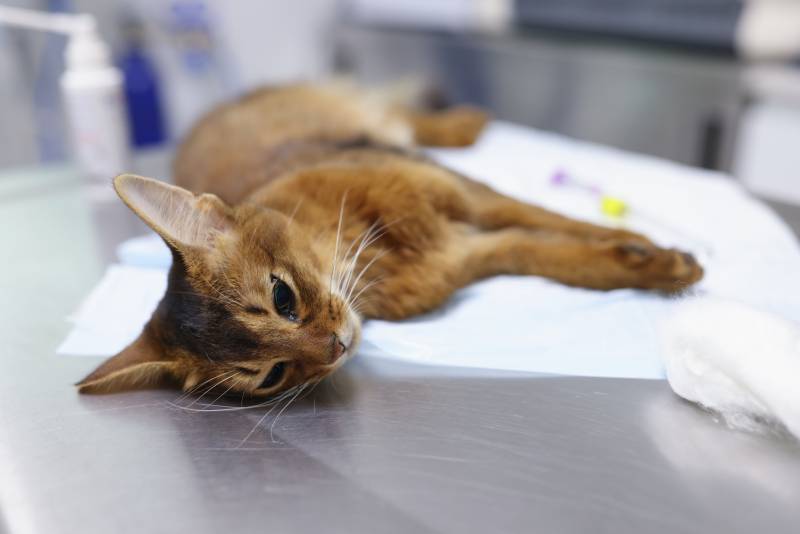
[
  {"left": 271, "top": 275, "right": 297, "bottom": 321},
  {"left": 259, "top": 362, "right": 286, "bottom": 389}
]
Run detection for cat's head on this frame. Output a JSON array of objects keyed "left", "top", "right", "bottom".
[{"left": 77, "top": 174, "right": 360, "bottom": 399}]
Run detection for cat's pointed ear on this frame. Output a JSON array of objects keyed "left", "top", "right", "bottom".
[
  {"left": 113, "top": 174, "right": 233, "bottom": 250},
  {"left": 76, "top": 328, "right": 181, "bottom": 394}
]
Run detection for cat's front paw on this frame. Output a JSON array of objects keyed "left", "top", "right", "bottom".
[{"left": 614, "top": 242, "right": 704, "bottom": 292}]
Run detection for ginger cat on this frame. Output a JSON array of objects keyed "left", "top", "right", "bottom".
[{"left": 77, "top": 83, "right": 703, "bottom": 398}]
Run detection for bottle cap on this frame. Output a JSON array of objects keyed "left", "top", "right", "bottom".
[{"left": 64, "top": 15, "right": 111, "bottom": 71}]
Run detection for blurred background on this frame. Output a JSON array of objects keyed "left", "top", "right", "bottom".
[{"left": 1, "top": 0, "right": 800, "bottom": 232}]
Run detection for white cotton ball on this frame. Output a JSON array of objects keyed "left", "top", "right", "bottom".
[{"left": 661, "top": 297, "right": 800, "bottom": 438}]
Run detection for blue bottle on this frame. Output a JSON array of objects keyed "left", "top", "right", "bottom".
[{"left": 119, "top": 19, "right": 167, "bottom": 148}]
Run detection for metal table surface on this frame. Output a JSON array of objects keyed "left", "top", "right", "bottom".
[{"left": 2, "top": 162, "right": 799, "bottom": 534}]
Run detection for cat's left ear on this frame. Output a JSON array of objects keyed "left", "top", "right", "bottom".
[
  {"left": 76, "top": 328, "right": 181, "bottom": 394},
  {"left": 113, "top": 173, "right": 233, "bottom": 251}
]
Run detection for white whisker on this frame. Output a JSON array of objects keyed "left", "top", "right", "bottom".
[
  {"left": 350, "top": 278, "right": 383, "bottom": 312},
  {"left": 286, "top": 198, "right": 303, "bottom": 227},
  {"left": 234, "top": 383, "right": 305, "bottom": 447},
  {"left": 198, "top": 376, "right": 239, "bottom": 410},
  {"left": 179, "top": 371, "right": 237, "bottom": 409},
  {"left": 269, "top": 383, "right": 307, "bottom": 442},
  {"left": 339, "top": 220, "right": 379, "bottom": 271},
  {"left": 329, "top": 192, "right": 348, "bottom": 299},
  {"left": 173, "top": 371, "right": 230, "bottom": 405},
  {"left": 337, "top": 220, "right": 382, "bottom": 290},
  {"left": 345, "top": 249, "right": 389, "bottom": 304},
  {"left": 235, "top": 401, "right": 283, "bottom": 447},
  {"left": 339, "top": 223, "right": 386, "bottom": 298},
  {"left": 171, "top": 394, "right": 290, "bottom": 413}
]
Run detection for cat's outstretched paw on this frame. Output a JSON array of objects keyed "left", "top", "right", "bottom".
[
  {"left": 411, "top": 106, "right": 490, "bottom": 147},
  {"left": 614, "top": 242, "right": 704, "bottom": 292}
]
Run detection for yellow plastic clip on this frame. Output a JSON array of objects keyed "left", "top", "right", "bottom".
[{"left": 601, "top": 195, "right": 628, "bottom": 218}]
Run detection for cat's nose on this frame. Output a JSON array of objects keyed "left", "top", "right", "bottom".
[{"left": 331, "top": 334, "right": 347, "bottom": 362}]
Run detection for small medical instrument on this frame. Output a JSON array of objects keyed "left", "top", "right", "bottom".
[
  {"left": 550, "top": 168, "right": 630, "bottom": 218},
  {"left": 550, "top": 168, "right": 713, "bottom": 257}
]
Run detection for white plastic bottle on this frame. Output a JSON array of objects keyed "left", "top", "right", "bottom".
[{"left": 60, "top": 17, "right": 131, "bottom": 183}]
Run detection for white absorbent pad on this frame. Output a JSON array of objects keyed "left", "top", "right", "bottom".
[
  {"left": 662, "top": 297, "right": 800, "bottom": 438},
  {"left": 59, "top": 122, "right": 800, "bottom": 380}
]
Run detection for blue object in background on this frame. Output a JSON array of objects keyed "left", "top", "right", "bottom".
[{"left": 120, "top": 23, "right": 167, "bottom": 148}]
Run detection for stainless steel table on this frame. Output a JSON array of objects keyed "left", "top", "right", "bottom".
[{"left": 2, "top": 162, "right": 799, "bottom": 534}]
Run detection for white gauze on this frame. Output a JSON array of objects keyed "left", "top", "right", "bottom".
[{"left": 661, "top": 297, "right": 800, "bottom": 438}]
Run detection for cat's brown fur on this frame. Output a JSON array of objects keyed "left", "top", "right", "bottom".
[{"left": 77, "top": 82, "right": 703, "bottom": 397}]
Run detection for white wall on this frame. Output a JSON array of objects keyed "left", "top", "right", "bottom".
[
  {"left": 734, "top": 66, "right": 800, "bottom": 206},
  {"left": 210, "top": 0, "right": 339, "bottom": 88},
  {"left": 735, "top": 101, "right": 800, "bottom": 205}
]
